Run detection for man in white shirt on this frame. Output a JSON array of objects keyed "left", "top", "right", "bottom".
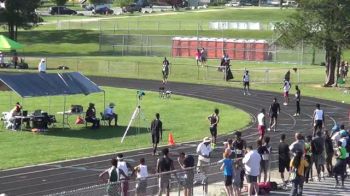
[
  {"left": 117, "top": 153, "right": 132, "bottom": 196},
  {"left": 243, "top": 146, "right": 261, "bottom": 196},
  {"left": 257, "top": 108, "right": 266, "bottom": 140},
  {"left": 38, "top": 58, "right": 46, "bottom": 73},
  {"left": 312, "top": 103, "right": 325, "bottom": 137},
  {"left": 196, "top": 137, "right": 212, "bottom": 175},
  {"left": 104, "top": 102, "right": 118, "bottom": 126}
]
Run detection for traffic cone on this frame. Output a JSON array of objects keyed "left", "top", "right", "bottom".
[{"left": 168, "top": 132, "right": 175, "bottom": 146}]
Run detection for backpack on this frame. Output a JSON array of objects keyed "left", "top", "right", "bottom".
[{"left": 109, "top": 167, "right": 120, "bottom": 182}]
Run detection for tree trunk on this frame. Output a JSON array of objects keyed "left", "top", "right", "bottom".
[
  {"left": 324, "top": 48, "right": 338, "bottom": 87},
  {"left": 8, "top": 22, "right": 15, "bottom": 41}
]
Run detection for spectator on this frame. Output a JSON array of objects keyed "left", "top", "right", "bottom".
[
  {"left": 278, "top": 134, "right": 290, "bottom": 186},
  {"left": 8, "top": 102, "right": 22, "bottom": 130},
  {"left": 257, "top": 108, "right": 266, "bottom": 140},
  {"left": 257, "top": 140, "right": 269, "bottom": 183},
  {"left": 289, "top": 151, "right": 308, "bottom": 196},
  {"left": 304, "top": 135, "right": 313, "bottom": 183},
  {"left": 232, "top": 131, "right": 246, "bottom": 190},
  {"left": 200, "top": 48, "right": 207, "bottom": 66},
  {"left": 195, "top": 49, "right": 201, "bottom": 66},
  {"left": 293, "top": 85, "right": 301, "bottom": 116},
  {"left": 196, "top": 137, "right": 212, "bottom": 195},
  {"left": 156, "top": 148, "right": 175, "bottom": 196},
  {"left": 117, "top": 153, "right": 133, "bottom": 196},
  {"left": 268, "top": 97, "right": 280, "bottom": 132},
  {"left": 220, "top": 149, "right": 234, "bottom": 196},
  {"left": 312, "top": 103, "right": 325, "bottom": 137},
  {"left": 333, "top": 141, "right": 347, "bottom": 188},
  {"left": 232, "top": 161, "right": 242, "bottom": 196},
  {"left": 104, "top": 102, "right": 118, "bottom": 127},
  {"left": 85, "top": 103, "right": 100, "bottom": 129},
  {"left": 283, "top": 79, "right": 291, "bottom": 105},
  {"left": 242, "top": 146, "right": 261, "bottom": 196},
  {"left": 208, "top": 108, "right": 219, "bottom": 147},
  {"left": 0, "top": 51, "right": 5, "bottom": 68},
  {"left": 178, "top": 152, "right": 195, "bottom": 196},
  {"left": 38, "top": 58, "right": 46, "bottom": 73},
  {"left": 311, "top": 131, "right": 326, "bottom": 181},
  {"left": 99, "top": 158, "right": 128, "bottom": 196},
  {"left": 133, "top": 158, "right": 148, "bottom": 196},
  {"left": 324, "top": 131, "right": 334, "bottom": 177},
  {"left": 289, "top": 132, "right": 305, "bottom": 154},
  {"left": 151, "top": 113, "right": 163, "bottom": 156},
  {"left": 12, "top": 52, "right": 18, "bottom": 69}
]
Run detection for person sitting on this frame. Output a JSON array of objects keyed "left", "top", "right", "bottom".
[
  {"left": 85, "top": 103, "right": 100, "bottom": 129},
  {"left": 104, "top": 102, "right": 118, "bottom": 127},
  {"left": 0, "top": 51, "right": 5, "bottom": 68},
  {"left": 8, "top": 102, "right": 22, "bottom": 130}
]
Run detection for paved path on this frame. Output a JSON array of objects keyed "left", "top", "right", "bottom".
[{"left": 0, "top": 77, "right": 349, "bottom": 195}]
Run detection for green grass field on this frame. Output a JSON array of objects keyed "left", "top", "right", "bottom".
[{"left": 0, "top": 87, "right": 250, "bottom": 169}]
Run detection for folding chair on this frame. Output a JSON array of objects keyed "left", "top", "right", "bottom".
[{"left": 100, "top": 112, "right": 108, "bottom": 126}]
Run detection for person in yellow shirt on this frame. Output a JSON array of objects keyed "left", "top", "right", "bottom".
[{"left": 289, "top": 151, "right": 309, "bottom": 196}]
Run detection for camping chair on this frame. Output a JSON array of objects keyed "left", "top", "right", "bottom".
[{"left": 100, "top": 112, "right": 108, "bottom": 126}]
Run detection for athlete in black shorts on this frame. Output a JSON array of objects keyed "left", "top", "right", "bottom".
[
  {"left": 278, "top": 134, "right": 290, "bottom": 186},
  {"left": 151, "top": 113, "right": 163, "bottom": 155},
  {"left": 268, "top": 97, "right": 280, "bottom": 132}
]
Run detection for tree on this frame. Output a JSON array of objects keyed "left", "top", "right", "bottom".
[
  {"left": 275, "top": 0, "right": 350, "bottom": 86},
  {"left": 0, "top": 0, "right": 42, "bottom": 41},
  {"left": 51, "top": 0, "right": 68, "bottom": 6}
]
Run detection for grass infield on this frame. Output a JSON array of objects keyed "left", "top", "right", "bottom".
[{"left": 0, "top": 87, "right": 250, "bottom": 169}]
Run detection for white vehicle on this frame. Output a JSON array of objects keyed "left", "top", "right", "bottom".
[
  {"left": 225, "top": 1, "right": 241, "bottom": 7},
  {"left": 282, "top": 1, "right": 298, "bottom": 7}
]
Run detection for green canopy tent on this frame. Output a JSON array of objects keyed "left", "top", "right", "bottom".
[{"left": 0, "top": 35, "right": 23, "bottom": 51}]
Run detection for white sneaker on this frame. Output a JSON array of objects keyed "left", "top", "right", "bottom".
[
  {"left": 247, "top": 92, "right": 251, "bottom": 96},
  {"left": 243, "top": 92, "right": 246, "bottom": 96},
  {"left": 267, "top": 128, "right": 271, "bottom": 131},
  {"left": 283, "top": 102, "right": 288, "bottom": 106}
]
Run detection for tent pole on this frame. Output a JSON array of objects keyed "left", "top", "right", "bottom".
[
  {"left": 103, "top": 90, "right": 106, "bottom": 112},
  {"left": 48, "top": 96, "right": 51, "bottom": 114},
  {"left": 63, "top": 95, "right": 66, "bottom": 128}
]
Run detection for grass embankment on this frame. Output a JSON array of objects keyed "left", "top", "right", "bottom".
[{"left": 0, "top": 87, "right": 250, "bottom": 169}]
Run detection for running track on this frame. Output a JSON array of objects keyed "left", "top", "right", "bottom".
[{"left": 0, "top": 77, "right": 349, "bottom": 195}]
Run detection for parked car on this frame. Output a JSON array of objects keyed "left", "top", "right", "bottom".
[
  {"left": 49, "top": 6, "right": 77, "bottom": 15},
  {"left": 282, "top": 1, "right": 298, "bottom": 7},
  {"left": 225, "top": 1, "right": 241, "bottom": 7},
  {"left": 123, "top": 3, "right": 142, "bottom": 13},
  {"left": 92, "top": 7, "right": 114, "bottom": 14}
]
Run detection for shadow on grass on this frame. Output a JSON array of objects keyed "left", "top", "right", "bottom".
[{"left": 45, "top": 125, "right": 151, "bottom": 140}]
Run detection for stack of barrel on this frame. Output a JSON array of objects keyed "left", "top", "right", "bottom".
[{"left": 171, "top": 37, "right": 270, "bottom": 61}]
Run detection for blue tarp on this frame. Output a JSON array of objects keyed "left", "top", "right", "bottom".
[{"left": 0, "top": 72, "right": 102, "bottom": 98}]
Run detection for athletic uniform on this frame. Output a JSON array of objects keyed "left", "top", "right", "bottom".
[
  {"left": 257, "top": 112, "right": 266, "bottom": 138},
  {"left": 243, "top": 72, "right": 250, "bottom": 95},
  {"left": 209, "top": 114, "right": 219, "bottom": 139},
  {"left": 283, "top": 80, "right": 291, "bottom": 98},
  {"left": 295, "top": 89, "right": 301, "bottom": 115},
  {"left": 314, "top": 109, "right": 324, "bottom": 131}
]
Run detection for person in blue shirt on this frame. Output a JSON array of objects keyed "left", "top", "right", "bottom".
[{"left": 220, "top": 149, "right": 234, "bottom": 196}]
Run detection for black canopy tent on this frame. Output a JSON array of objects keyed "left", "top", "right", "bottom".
[{"left": 0, "top": 72, "right": 104, "bottom": 127}]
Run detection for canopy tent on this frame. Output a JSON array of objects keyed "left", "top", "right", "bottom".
[
  {"left": 0, "top": 72, "right": 104, "bottom": 128},
  {"left": 0, "top": 35, "right": 23, "bottom": 51}
]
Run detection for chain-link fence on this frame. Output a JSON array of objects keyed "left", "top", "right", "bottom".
[
  {"left": 98, "top": 34, "right": 325, "bottom": 65},
  {"left": 8, "top": 56, "right": 324, "bottom": 84}
]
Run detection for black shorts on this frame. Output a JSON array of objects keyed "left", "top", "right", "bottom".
[
  {"left": 243, "top": 82, "right": 249, "bottom": 87},
  {"left": 210, "top": 126, "right": 217, "bottom": 137},
  {"left": 314, "top": 120, "right": 323, "bottom": 129},
  {"left": 279, "top": 158, "right": 290, "bottom": 173},
  {"left": 224, "top": 175, "right": 232, "bottom": 186},
  {"left": 246, "top": 175, "right": 257, "bottom": 183},
  {"left": 152, "top": 133, "right": 159, "bottom": 144},
  {"left": 270, "top": 113, "right": 278, "bottom": 119},
  {"left": 162, "top": 71, "right": 168, "bottom": 79}
]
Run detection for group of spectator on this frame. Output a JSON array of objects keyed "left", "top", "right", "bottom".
[
  {"left": 195, "top": 48, "right": 207, "bottom": 67},
  {"left": 85, "top": 102, "right": 118, "bottom": 129}
]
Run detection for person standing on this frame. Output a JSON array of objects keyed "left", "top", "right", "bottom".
[
  {"left": 85, "top": 103, "right": 100, "bottom": 129},
  {"left": 304, "top": 135, "right": 313, "bottom": 183},
  {"left": 196, "top": 137, "right": 212, "bottom": 195},
  {"left": 0, "top": 51, "right": 5, "bottom": 68},
  {"left": 257, "top": 140, "right": 269, "bottom": 183},
  {"left": 151, "top": 113, "right": 163, "bottom": 156},
  {"left": 104, "top": 103, "right": 118, "bottom": 127},
  {"left": 178, "top": 152, "right": 195, "bottom": 196},
  {"left": 195, "top": 49, "right": 201, "bottom": 66},
  {"left": 208, "top": 108, "right": 219, "bottom": 147},
  {"left": 99, "top": 158, "right": 128, "bottom": 196},
  {"left": 232, "top": 131, "right": 246, "bottom": 191},
  {"left": 38, "top": 58, "right": 46, "bottom": 73},
  {"left": 242, "top": 146, "right": 261, "bottom": 196},
  {"left": 289, "top": 132, "right": 305, "bottom": 154},
  {"left": 311, "top": 131, "right": 326, "bottom": 181},
  {"left": 162, "top": 57, "right": 170, "bottom": 84},
  {"left": 289, "top": 151, "right": 309, "bottom": 196},
  {"left": 12, "top": 52, "right": 18, "bottom": 69},
  {"left": 283, "top": 79, "right": 291, "bottom": 105},
  {"left": 324, "top": 131, "right": 334, "bottom": 177},
  {"left": 278, "top": 134, "right": 290, "bottom": 186},
  {"left": 257, "top": 108, "right": 266, "bottom": 140},
  {"left": 200, "top": 48, "right": 207, "bottom": 66},
  {"left": 117, "top": 154, "right": 133, "bottom": 196},
  {"left": 333, "top": 141, "right": 347, "bottom": 188},
  {"left": 312, "top": 103, "right": 325, "bottom": 137},
  {"left": 293, "top": 85, "right": 301, "bottom": 116},
  {"left": 268, "top": 97, "right": 280, "bottom": 132},
  {"left": 156, "top": 148, "right": 175, "bottom": 196},
  {"left": 133, "top": 158, "right": 148, "bottom": 196},
  {"left": 243, "top": 70, "right": 251, "bottom": 96},
  {"left": 220, "top": 149, "right": 234, "bottom": 196}
]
